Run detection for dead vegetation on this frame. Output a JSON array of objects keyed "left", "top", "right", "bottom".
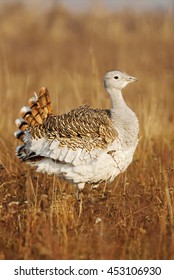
[{"left": 0, "top": 3, "right": 174, "bottom": 259}]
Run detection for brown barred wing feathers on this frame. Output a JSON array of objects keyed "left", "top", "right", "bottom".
[{"left": 43, "top": 105, "right": 117, "bottom": 151}]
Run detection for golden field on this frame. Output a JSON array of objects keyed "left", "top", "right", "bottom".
[{"left": 0, "top": 3, "right": 174, "bottom": 259}]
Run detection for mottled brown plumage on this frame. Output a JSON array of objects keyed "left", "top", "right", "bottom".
[{"left": 19, "top": 87, "right": 117, "bottom": 151}]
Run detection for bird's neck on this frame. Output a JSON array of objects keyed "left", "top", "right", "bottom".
[
  {"left": 106, "top": 86, "right": 138, "bottom": 127},
  {"left": 106, "top": 87, "right": 139, "bottom": 147},
  {"left": 106, "top": 87, "right": 127, "bottom": 110}
]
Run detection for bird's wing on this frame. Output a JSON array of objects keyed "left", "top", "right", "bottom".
[{"left": 15, "top": 88, "right": 117, "bottom": 166}]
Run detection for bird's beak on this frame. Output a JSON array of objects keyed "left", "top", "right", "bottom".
[{"left": 127, "top": 76, "right": 138, "bottom": 82}]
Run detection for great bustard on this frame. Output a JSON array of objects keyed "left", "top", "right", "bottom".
[{"left": 14, "top": 70, "right": 139, "bottom": 193}]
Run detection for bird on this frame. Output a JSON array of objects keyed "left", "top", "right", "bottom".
[{"left": 14, "top": 70, "right": 139, "bottom": 195}]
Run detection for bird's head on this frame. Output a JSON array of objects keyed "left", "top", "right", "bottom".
[{"left": 104, "top": 70, "right": 137, "bottom": 91}]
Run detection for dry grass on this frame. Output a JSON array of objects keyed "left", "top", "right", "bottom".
[{"left": 0, "top": 3, "right": 174, "bottom": 259}]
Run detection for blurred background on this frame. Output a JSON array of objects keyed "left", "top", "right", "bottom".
[{"left": 1, "top": 0, "right": 174, "bottom": 11}]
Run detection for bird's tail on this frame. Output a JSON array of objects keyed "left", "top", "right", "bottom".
[{"left": 14, "top": 87, "right": 52, "bottom": 160}]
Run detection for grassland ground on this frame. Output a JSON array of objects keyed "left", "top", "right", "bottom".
[{"left": 0, "top": 3, "right": 174, "bottom": 259}]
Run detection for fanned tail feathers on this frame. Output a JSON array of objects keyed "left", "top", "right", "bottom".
[{"left": 14, "top": 87, "right": 52, "bottom": 160}]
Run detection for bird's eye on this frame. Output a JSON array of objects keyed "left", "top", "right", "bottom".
[{"left": 114, "top": 76, "right": 119, "bottom": 79}]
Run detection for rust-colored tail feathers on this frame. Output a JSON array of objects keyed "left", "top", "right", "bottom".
[{"left": 14, "top": 87, "right": 52, "bottom": 159}]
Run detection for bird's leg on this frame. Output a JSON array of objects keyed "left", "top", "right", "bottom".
[
  {"left": 90, "top": 183, "right": 99, "bottom": 191},
  {"left": 76, "top": 183, "right": 85, "bottom": 200},
  {"left": 102, "top": 182, "right": 107, "bottom": 197},
  {"left": 76, "top": 188, "right": 81, "bottom": 201},
  {"left": 76, "top": 183, "right": 85, "bottom": 219}
]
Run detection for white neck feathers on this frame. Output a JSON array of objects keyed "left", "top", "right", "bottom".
[
  {"left": 106, "top": 88, "right": 126, "bottom": 110},
  {"left": 106, "top": 86, "right": 139, "bottom": 147}
]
